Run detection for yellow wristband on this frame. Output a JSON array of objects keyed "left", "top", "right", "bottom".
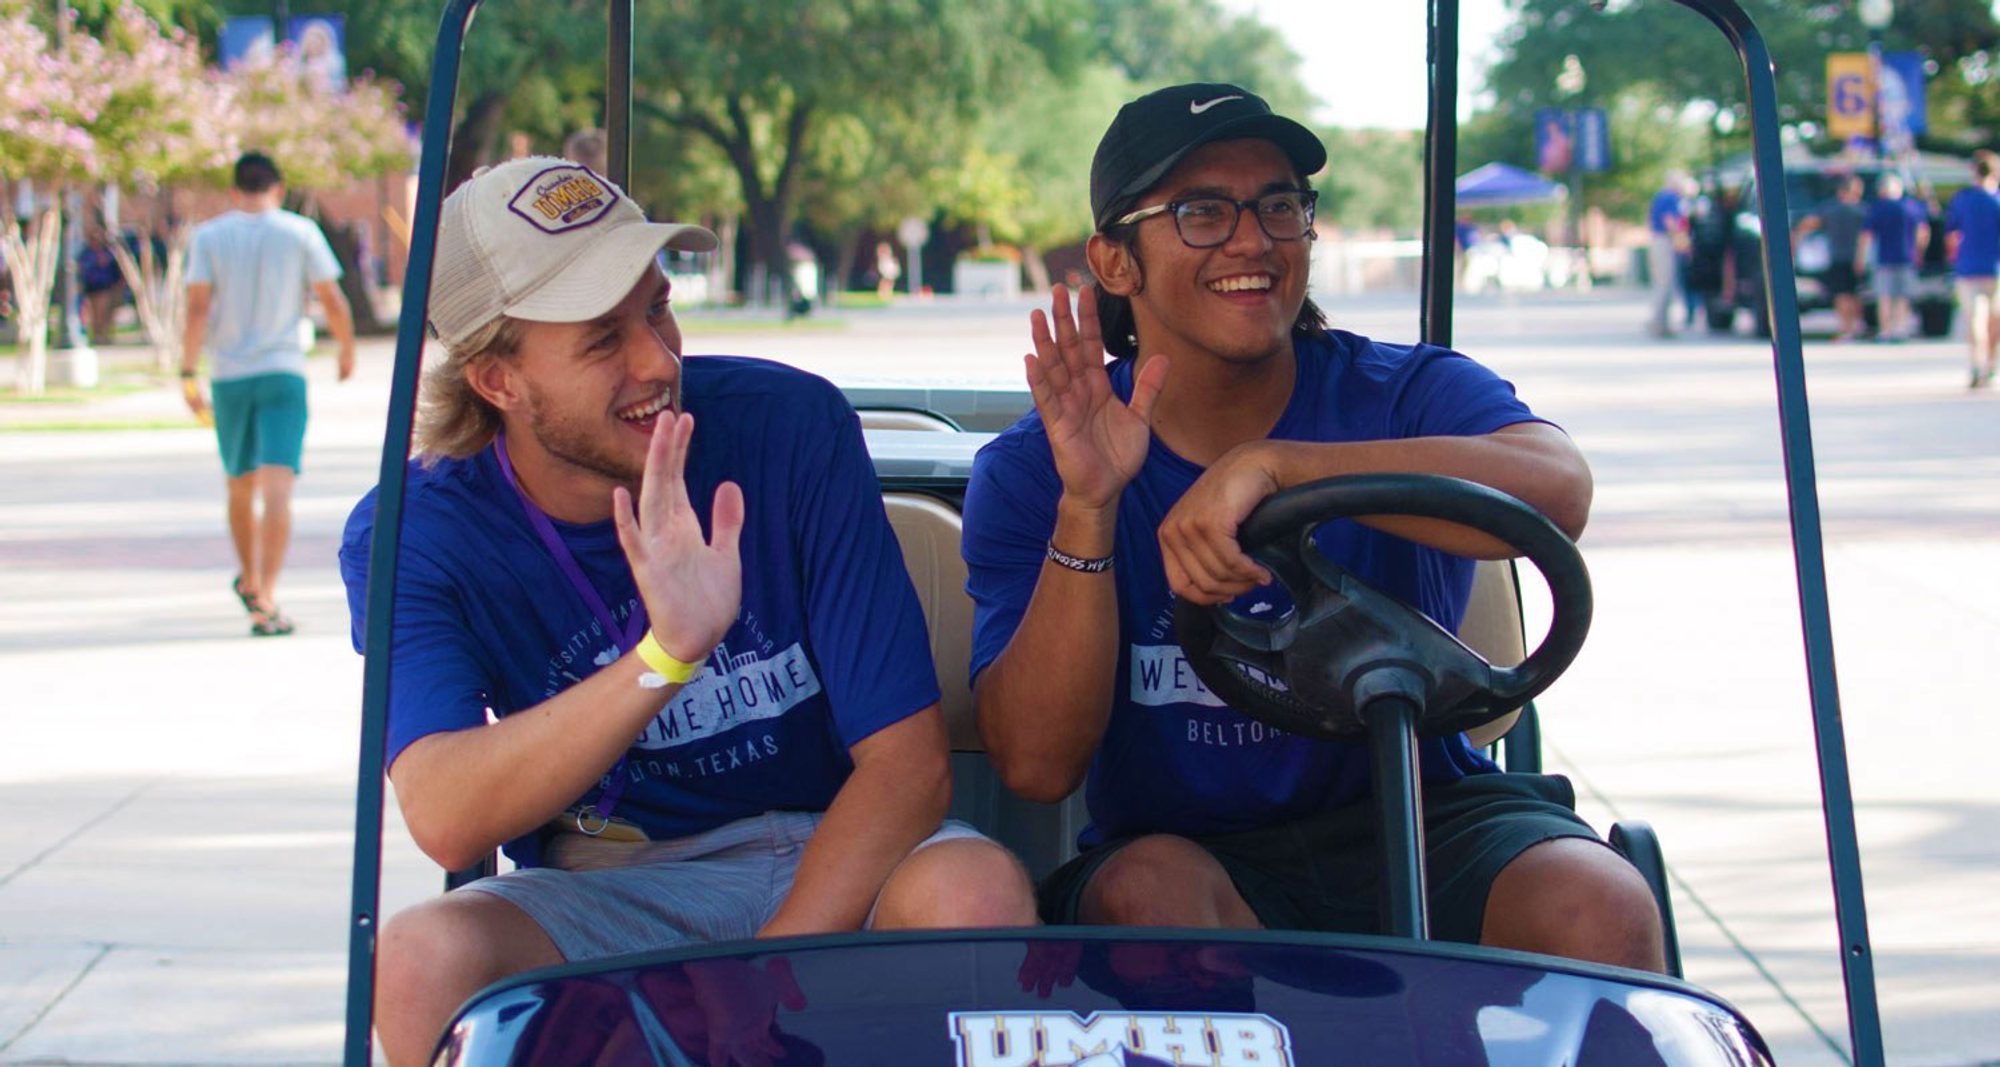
[{"left": 635, "top": 630, "right": 701, "bottom": 685}]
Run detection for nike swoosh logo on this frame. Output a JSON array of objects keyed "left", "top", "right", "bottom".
[{"left": 1189, "top": 95, "right": 1244, "bottom": 115}]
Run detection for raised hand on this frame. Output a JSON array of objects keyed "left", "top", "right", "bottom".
[
  {"left": 1024, "top": 284, "right": 1168, "bottom": 512},
  {"left": 612, "top": 411, "right": 745, "bottom": 664}
]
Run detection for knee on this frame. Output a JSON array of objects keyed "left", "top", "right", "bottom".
[
  {"left": 874, "top": 838, "right": 1037, "bottom": 929},
  {"left": 1081, "top": 835, "right": 1250, "bottom": 928},
  {"left": 1483, "top": 840, "right": 1665, "bottom": 972},
  {"left": 376, "top": 900, "right": 505, "bottom": 1008}
]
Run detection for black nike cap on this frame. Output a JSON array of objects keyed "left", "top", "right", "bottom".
[{"left": 1090, "top": 82, "right": 1327, "bottom": 231}]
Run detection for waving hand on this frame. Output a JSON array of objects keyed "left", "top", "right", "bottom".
[
  {"left": 1025, "top": 284, "right": 1169, "bottom": 511},
  {"left": 612, "top": 412, "right": 745, "bottom": 664}
]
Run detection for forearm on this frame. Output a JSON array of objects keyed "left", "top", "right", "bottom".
[
  {"left": 1258, "top": 424, "right": 1592, "bottom": 557},
  {"left": 180, "top": 319, "right": 205, "bottom": 373},
  {"left": 324, "top": 291, "right": 356, "bottom": 350},
  {"left": 759, "top": 712, "right": 951, "bottom": 937},
  {"left": 389, "top": 654, "right": 680, "bottom": 869},
  {"left": 974, "top": 497, "right": 1121, "bottom": 801}
]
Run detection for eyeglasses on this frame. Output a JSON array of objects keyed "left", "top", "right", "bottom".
[{"left": 1111, "top": 190, "right": 1319, "bottom": 248}]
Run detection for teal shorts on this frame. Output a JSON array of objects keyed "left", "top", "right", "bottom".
[{"left": 211, "top": 372, "right": 308, "bottom": 477}]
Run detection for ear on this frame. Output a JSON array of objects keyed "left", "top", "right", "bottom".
[
  {"left": 1086, "top": 234, "right": 1142, "bottom": 297},
  {"left": 465, "top": 354, "right": 527, "bottom": 415}
]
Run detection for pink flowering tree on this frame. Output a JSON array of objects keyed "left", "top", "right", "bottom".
[
  {"left": 0, "top": 8, "right": 109, "bottom": 394},
  {"left": 86, "top": 4, "right": 240, "bottom": 372},
  {"left": 227, "top": 50, "right": 413, "bottom": 199}
]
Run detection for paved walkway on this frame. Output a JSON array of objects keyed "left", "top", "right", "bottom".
[{"left": 1, "top": 292, "right": 1995, "bottom": 1064}]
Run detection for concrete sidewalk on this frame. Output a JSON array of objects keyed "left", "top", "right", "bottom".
[{"left": 2, "top": 294, "right": 1996, "bottom": 1064}]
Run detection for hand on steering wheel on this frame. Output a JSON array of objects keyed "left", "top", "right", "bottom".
[{"left": 1175, "top": 473, "right": 1591, "bottom": 741}]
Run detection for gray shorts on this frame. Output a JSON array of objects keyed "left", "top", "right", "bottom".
[
  {"left": 1874, "top": 264, "right": 1916, "bottom": 299},
  {"left": 462, "top": 811, "right": 987, "bottom": 961}
]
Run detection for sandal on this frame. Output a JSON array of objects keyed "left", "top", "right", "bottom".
[
  {"left": 249, "top": 605, "right": 296, "bottom": 637},
  {"left": 231, "top": 575, "right": 259, "bottom": 615}
]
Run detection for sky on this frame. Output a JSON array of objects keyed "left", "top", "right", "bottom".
[{"left": 1218, "top": 0, "right": 1513, "bottom": 131}]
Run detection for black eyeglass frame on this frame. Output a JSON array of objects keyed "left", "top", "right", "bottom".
[{"left": 1109, "top": 190, "right": 1320, "bottom": 248}]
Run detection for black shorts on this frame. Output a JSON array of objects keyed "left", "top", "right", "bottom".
[
  {"left": 1037, "top": 772, "right": 1603, "bottom": 945},
  {"left": 1825, "top": 261, "right": 1860, "bottom": 296}
]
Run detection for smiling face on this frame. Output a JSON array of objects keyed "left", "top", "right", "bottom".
[
  {"left": 471, "top": 266, "right": 682, "bottom": 517},
  {"left": 1090, "top": 138, "right": 1312, "bottom": 368}
]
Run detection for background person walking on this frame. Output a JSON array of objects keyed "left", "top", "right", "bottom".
[
  {"left": 1646, "top": 173, "right": 1693, "bottom": 337},
  {"left": 180, "top": 152, "right": 356, "bottom": 635},
  {"left": 1946, "top": 151, "right": 2000, "bottom": 388},
  {"left": 1794, "top": 175, "right": 1869, "bottom": 342},
  {"left": 1861, "top": 173, "right": 1930, "bottom": 343}
]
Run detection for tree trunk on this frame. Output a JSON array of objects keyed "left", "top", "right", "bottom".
[
  {"left": 1021, "top": 245, "right": 1052, "bottom": 294},
  {"left": 103, "top": 211, "right": 193, "bottom": 374},
  {"left": 743, "top": 196, "right": 794, "bottom": 306},
  {"left": 3, "top": 205, "right": 62, "bottom": 395},
  {"left": 446, "top": 92, "right": 510, "bottom": 195},
  {"left": 707, "top": 215, "right": 737, "bottom": 306}
]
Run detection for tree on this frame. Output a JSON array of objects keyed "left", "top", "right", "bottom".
[
  {"left": 634, "top": 0, "right": 1065, "bottom": 304},
  {"left": 75, "top": 4, "right": 238, "bottom": 372},
  {"left": 1316, "top": 128, "right": 1424, "bottom": 235},
  {"left": 0, "top": 7, "right": 111, "bottom": 394},
  {"left": 1481, "top": 0, "right": 2000, "bottom": 163},
  {"left": 1087, "top": 0, "right": 1313, "bottom": 117},
  {"left": 936, "top": 63, "right": 1136, "bottom": 291}
]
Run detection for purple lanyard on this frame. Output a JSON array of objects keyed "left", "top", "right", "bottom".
[{"left": 493, "top": 431, "right": 642, "bottom": 823}]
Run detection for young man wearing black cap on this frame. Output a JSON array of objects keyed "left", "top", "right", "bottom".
[
  {"left": 339, "top": 158, "right": 1035, "bottom": 1063},
  {"left": 962, "top": 84, "right": 1663, "bottom": 969}
]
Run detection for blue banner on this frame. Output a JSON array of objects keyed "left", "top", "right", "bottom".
[
  {"left": 1575, "top": 107, "right": 1611, "bottom": 173},
  {"left": 1534, "top": 108, "right": 1573, "bottom": 175},
  {"left": 219, "top": 16, "right": 273, "bottom": 70},
  {"left": 288, "top": 15, "right": 348, "bottom": 92},
  {"left": 1879, "top": 50, "right": 1926, "bottom": 138}
]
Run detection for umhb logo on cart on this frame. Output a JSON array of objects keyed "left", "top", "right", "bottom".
[
  {"left": 509, "top": 165, "right": 615, "bottom": 232},
  {"left": 949, "top": 1011, "right": 1294, "bottom": 1067}
]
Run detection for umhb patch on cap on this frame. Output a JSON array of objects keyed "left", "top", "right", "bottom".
[{"left": 508, "top": 165, "right": 618, "bottom": 233}]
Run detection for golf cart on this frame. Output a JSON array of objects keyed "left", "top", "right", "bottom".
[{"left": 342, "top": 2, "right": 1883, "bottom": 1063}]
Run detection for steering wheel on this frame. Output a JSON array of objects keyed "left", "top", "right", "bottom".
[{"left": 1174, "top": 473, "right": 1591, "bottom": 743}]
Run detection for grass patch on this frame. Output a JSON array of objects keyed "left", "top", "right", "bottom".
[
  {"left": 0, "top": 417, "right": 200, "bottom": 433},
  {"left": 0, "top": 379, "right": 158, "bottom": 405}
]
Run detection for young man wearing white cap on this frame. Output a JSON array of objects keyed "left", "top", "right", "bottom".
[
  {"left": 964, "top": 85, "right": 1664, "bottom": 970},
  {"left": 339, "top": 158, "right": 1034, "bottom": 1063}
]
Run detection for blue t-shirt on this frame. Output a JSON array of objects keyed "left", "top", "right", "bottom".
[
  {"left": 962, "top": 331, "right": 1543, "bottom": 846},
  {"left": 186, "top": 209, "right": 343, "bottom": 381},
  {"left": 1864, "top": 197, "right": 1928, "bottom": 267},
  {"left": 1648, "top": 189, "right": 1685, "bottom": 236},
  {"left": 339, "top": 357, "right": 939, "bottom": 865},
  {"left": 1946, "top": 187, "right": 2000, "bottom": 277}
]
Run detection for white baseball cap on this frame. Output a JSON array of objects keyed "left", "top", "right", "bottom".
[{"left": 426, "top": 156, "right": 718, "bottom": 348}]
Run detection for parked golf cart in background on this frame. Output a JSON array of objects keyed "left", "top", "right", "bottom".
[{"left": 341, "top": 1, "right": 1886, "bottom": 1063}]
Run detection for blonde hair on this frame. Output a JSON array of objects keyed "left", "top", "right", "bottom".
[{"left": 416, "top": 315, "right": 527, "bottom": 462}]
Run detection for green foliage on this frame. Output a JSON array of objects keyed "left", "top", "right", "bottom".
[
  {"left": 1315, "top": 128, "right": 1424, "bottom": 234},
  {"left": 1087, "top": 0, "right": 1313, "bottom": 116},
  {"left": 1484, "top": 0, "right": 2000, "bottom": 156}
]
